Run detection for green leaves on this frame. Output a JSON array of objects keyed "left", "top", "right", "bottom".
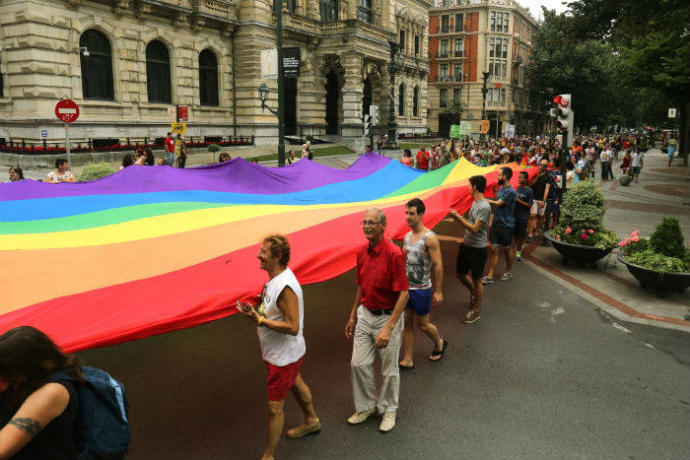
[{"left": 78, "top": 163, "right": 116, "bottom": 182}]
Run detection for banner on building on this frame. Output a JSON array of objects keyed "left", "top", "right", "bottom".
[
  {"left": 283, "top": 48, "right": 300, "bottom": 78},
  {"left": 261, "top": 48, "right": 278, "bottom": 80},
  {"left": 481, "top": 119, "right": 489, "bottom": 134}
]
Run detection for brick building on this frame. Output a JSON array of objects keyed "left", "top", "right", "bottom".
[{"left": 427, "top": 0, "right": 543, "bottom": 138}]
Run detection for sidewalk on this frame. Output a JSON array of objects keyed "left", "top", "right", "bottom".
[{"left": 524, "top": 148, "right": 690, "bottom": 332}]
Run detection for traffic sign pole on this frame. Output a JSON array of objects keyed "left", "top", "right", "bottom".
[{"left": 65, "top": 123, "right": 71, "bottom": 169}]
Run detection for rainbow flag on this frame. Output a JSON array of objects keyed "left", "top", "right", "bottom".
[{"left": 0, "top": 155, "right": 532, "bottom": 352}]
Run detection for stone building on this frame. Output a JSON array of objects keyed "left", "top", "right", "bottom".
[
  {"left": 427, "top": 0, "right": 542, "bottom": 138},
  {"left": 0, "top": 0, "right": 430, "bottom": 151}
]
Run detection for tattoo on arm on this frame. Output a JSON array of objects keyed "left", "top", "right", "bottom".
[{"left": 9, "top": 418, "right": 42, "bottom": 437}]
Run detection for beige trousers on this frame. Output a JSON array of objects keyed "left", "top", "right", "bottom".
[{"left": 351, "top": 305, "right": 404, "bottom": 414}]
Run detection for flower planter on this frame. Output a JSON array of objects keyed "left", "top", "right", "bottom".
[
  {"left": 544, "top": 231, "right": 616, "bottom": 266},
  {"left": 617, "top": 256, "right": 690, "bottom": 293}
]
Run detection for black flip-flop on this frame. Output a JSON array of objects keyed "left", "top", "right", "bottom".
[
  {"left": 399, "top": 363, "right": 415, "bottom": 370},
  {"left": 428, "top": 339, "right": 448, "bottom": 362}
]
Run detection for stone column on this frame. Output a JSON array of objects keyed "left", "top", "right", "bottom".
[{"left": 340, "top": 52, "right": 365, "bottom": 152}]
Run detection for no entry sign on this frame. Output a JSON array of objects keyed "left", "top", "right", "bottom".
[{"left": 55, "top": 99, "right": 80, "bottom": 123}]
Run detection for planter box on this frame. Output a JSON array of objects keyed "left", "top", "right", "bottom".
[
  {"left": 544, "top": 231, "right": 616, "bottom": 266},
  {"left": 617, "top": 256, "right": 690, "bottom": 293}
]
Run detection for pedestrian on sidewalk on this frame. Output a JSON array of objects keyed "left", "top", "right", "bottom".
[
  {"left": 45, "top": 159, "right": 76, "bottom": 184},
  {"left": 345, "top": 208, "right": 408, "bottom": 433},
  {"left": 600, "top": 146, "right": 613, "bottom": 181},
  {"left": 483, "top": 167, "right": 517, "bottom": 284},
  {"left": 399, "top": 199, "right": 447, "bottom": 370},
  {"left": 527, "top": 159, "right": 554, "bottom": 242},
  {"left": 236, "top": 235, "right": 321, "bottom": 460},
  {"left": 667, "top": 136, "right": 676, "bottom": 166},
  {"left": 414, "top": 146, "right": 431, "bottom": 171},
  {"left": 164, "top": 132, "right": 175, "bottom": 166},
  {"left": 631, "top": 149, "right": 644, "bottom": 183},
  {"left": 513, "top": 171, "right": 534, "bottom": 262},
  {"left": 177, "top": 135, "right": 188, "bottom": 169},
  {"left": 449, "top": 175, "right": 491, "bottom": 324}
]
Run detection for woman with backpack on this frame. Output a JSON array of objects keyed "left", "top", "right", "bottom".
[{"left": 0, "top": 326, "right": 81, "bottom": 459}]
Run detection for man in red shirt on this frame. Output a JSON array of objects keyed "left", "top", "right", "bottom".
[
  {"left": 415, "top": 145, "right": 430, "bottom": 171},
  {"left": 345, "top": 208, "right": 409, "bottom": 433},
  {"left": 164, "top": 132, "right": 175, "bottom": 166}
]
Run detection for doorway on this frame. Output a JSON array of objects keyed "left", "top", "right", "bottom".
[
  {"left": 285, "top": 78, "right": 297, "bottom": 136},
  {"left": 326, "top": 72, "right": 340, "bottom": 135}
]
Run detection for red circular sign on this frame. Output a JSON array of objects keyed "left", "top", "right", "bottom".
[{"left": 55, "top": 99, "right": 80, "bottom": 123}]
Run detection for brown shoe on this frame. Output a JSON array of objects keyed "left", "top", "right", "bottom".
[{"left": 286, "top": 420, "right": 321, "bottom": 439}]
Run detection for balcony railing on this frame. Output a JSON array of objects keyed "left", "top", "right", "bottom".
[
  {"left": 433, "top": 75, "right": 464, "bottom": 82},
  {"left": 436, "top": 52, "right": 449, "bottom": 58},
  {"left": 454, "top": 50, "right": 464, "bottom": 57}
]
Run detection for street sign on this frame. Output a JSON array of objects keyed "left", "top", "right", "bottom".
[
  {"left": 41, "top": 130, "right": 48, "bottom": 138},
  {"left": 481, "top": 119, "right": 489, "bottom": 134},
  {"left": 171, "top": 122, "right": 186, "bottom": 135},
  {"left": 668, "top": 108, "right": 677, "bottom": 118},
  {"left": 177, "top": 106, "right": 189, "bottom": 122},
  {"left": 55, "top": 99, "right": 79, "bottom": 123}
]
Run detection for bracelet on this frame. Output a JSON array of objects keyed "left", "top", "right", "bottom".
[{"left": 257, "top": 316, "right": 264, "bottom": 327}]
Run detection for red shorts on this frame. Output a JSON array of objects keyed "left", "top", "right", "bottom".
[{"left": 265, "top": 356, "right": 304, "bottom": 401}]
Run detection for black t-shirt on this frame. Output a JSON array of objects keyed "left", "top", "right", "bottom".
[
  {"left": 531, "top": 173, "right": 553, "bottom": 201},
  {"left": 1, "top": 379, "right": 79, "bottom": 460}
]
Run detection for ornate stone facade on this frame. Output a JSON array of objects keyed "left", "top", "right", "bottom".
[{"left": 0, "top": 0, "right": 430, "bottom": 150}]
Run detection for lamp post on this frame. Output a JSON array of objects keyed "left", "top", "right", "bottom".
[
  {"left": 480, "top": 70, "right": 490, "bottom": 142},
  {"left": 257, "top": 0, "right": 286, "bottom": 166},
  {"left": 385, "top": 42, "right": 403, "bottom": 149}
]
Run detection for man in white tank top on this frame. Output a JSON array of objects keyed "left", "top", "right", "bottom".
[
  {"left": 399, "top": 198, "right": 447, "bottom": 369},
  {"left": 236, "top": 234, "right": 320, "bottom": 460}
]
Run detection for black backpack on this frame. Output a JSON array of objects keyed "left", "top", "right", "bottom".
[{"left": 54, "top": 366, "right": 131, "bottom": 460}]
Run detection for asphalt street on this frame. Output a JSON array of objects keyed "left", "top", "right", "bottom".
[{"left": 77, "top": 219, "right": 690, "bottom": 460}]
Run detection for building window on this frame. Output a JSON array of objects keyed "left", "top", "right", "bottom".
[
  {"left": 199, "top": 49, "right": 219, "bottom": 106},
  {"left": 440, "top": 64, "right": 449, "bottom": 78},
  {"left": 453, "top": 88, "right": 461, "bottom": 103},
  {"left": 442, "top": 0, "right": 450, "bottom": 6},
  {"left": 414, "top": 35, "right": 420, "bottom": 55},
  {"left": 441, "top": 15, "right": 449, "bottom": 33},
  {"left": 491, "top": 11, "right": 509, "bottom": 32},
  {"left": 440, "top": 39, "right": 449, "bottom": 56},
  {"left": 80, "top": 30, "right": 114, "bottom": 101},
  {"left": 357, "top": 0, "right": 372, "bottom": 23},
  {"left": 454, "top": 38, "right": 464, "bottom": 57},
  {"left": 453, "top": 63, "right": 463, "bottom": 80},
  {"left": 400, "top": 30, "right": 405, "bottom": 51},
  {"left": 320, "top": 0, "right": 338, "bottom": 22},
  {"left": 0, "top": 52, "right": 4, "bottom": 98},
  {"left": 398, "top": 83, "right": 405, "bottom": 116},
  {"left": 286, "top": 0, "right": 296, "bottom": 12},
  {"left": 440, "top": 88, "right": 448, "bottom": 107},
  {"left": 488, "top": 88, "right": 506, "bottom": 106},
  {"left": 488, "top": 37, "right": 508, "bottom": 79},
  {"left": 146, "top": 40, "right": 171, "bottom": 103},
  {"left": 413, "top": 86, "right": 419, "bottom": 116},
  {"left": 454, "top": 13, "right": 463, "bottom": 32}
]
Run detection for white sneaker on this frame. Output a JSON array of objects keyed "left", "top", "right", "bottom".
[
  {"left": 379, "top": 412, "right": 396, "bottom": 433},
  {"left": 499, "top": 272, "right": 512, "bottom": 281},
  {"left": 347, "top": 408, "right": 376, "bottom": 425}
]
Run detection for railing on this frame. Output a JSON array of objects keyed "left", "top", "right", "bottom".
[
  {"left": 195, "top": 0, "right": 236, "bottom": 21},
  {"left": 436, "top": 52, "right": 449, "bottom": 58},
  {"left": 433, "top": 75, "right": 464, "bottom": 82},
  {"left": 454, "top": 50, "right": 464, "bottom": 57},
  {"left": 0, "top": 136, "right": 255, "bottom": 154}
]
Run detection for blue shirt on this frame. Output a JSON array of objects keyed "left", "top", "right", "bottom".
[
  {"left": 493, "top": 184, "right": 516, "bottom": 228},
  {"left": 514, "top": 185, "right": 534, "bottom": 219}
]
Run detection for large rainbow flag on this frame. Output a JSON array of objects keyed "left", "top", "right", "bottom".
[{"left": 1, "top": 155, "right": 533, "bottom": 352}]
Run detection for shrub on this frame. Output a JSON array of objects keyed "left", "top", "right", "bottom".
[
  {"left": 208, "top": 144, "right": 220, "bottom": 153},
  {"left": 649, "top": 217, "right": 685, "bottom": 259},
  {"left": 78, "top": 163, "right": 115, "bottom": 182},
  {"left": 626, "top": 249, "right": 688, "bottom": 273},
  {"left": 560, "top": 180, "right": 605, "bottom": 231}
]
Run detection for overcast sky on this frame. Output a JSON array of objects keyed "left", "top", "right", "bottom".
[{"left": 518, "top": 0, "right": 569, "bottom": 20}]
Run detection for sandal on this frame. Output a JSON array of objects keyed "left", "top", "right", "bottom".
[
  {"left": 428, "top": 339, "right": 448, "bottom": 362},
  {"left": 399, "top": 362, "right": 415, "bottom": 370}
]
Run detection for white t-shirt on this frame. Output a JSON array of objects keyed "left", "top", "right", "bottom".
[
  {"left": 631, "top": 151, "right": 644, "bottom": 167},
  {"left": 46, "top": 170, "right": 75, "bottom": 183},
  {"left": 600, "top": 150, "right": 612, "bottom": 162},
  {"left": 256, "top": 268, "right": 306, "bottom": 366}
]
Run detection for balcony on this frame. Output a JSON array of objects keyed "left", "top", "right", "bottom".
[
  {"left": 432, "top": 75, "right": 464, "bottom": 83},
  {"left": 436, "top": 52, "right": 450, "bottom": 58},
  {"left": 193, "top": 0, "right": 237, "bottom": 22},
  {"left": 454, "top": 50, "right": 464, "bottom": 57}
]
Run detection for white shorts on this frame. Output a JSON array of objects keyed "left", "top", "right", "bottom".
[{"left": 530, "top": 201, "right": 545, "bottom": 216}]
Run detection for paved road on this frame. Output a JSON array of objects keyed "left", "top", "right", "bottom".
[{"left": 77, "top": 219, "right": 690, "bottom": 460}]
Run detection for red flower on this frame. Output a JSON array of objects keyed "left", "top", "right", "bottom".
[
  {"left": 581, "top": 233, "right": 588, "bottom": 240},
  {"left": 565, "top": 227, "right": 572, "bottom": 234}
]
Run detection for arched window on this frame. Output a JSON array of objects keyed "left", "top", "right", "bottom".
[
  {"left": 80, "top": 30, "right": 114, "bottom": 100},
  {"left": 199, "top": 49, "right": 219, "bottom": 106},
  {"left": 398, "top": 83, "right": 405, "bottom": 116},
  {"left": 413, "top": 86, "right": 419, "bottom": 117},
  {"left": 146, "top": 40, "right": 171, "bottom": 104}
]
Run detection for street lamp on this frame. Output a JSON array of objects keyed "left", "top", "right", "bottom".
[
  {"left": 385, "top": 42, "right": 403, "bottom": 149},
  {"left": 481, "top": 70, "right": 490, "bottom": 142},
  {"left": 258, "top": 84, "right": 276, "bottom": 115}
]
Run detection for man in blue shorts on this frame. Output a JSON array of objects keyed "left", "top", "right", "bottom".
[
  {"left": 399, "top": 198, "right": 447, "bottom": 369},
  {"left": 483, "top": 167, "right": 517, "bottom": 284}
]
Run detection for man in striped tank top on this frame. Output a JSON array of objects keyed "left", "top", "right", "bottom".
[{"left": 399, "top": 198, "right": 447, "bottom": 369}]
